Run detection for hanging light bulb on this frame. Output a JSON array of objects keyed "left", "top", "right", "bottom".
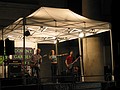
[
  {"left": 54, "top": 40, "right": 57, "bottom": 44},
  {"left": 79, "top": 32, "right": 84, "bottom": 38},
  {"left": 54, "top": 39, "right": 59, "bottom": 44}
]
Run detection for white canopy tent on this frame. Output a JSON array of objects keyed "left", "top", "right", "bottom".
[
  {"left": 1, "top": 7, "right": 110, "bottom": 43},
  {"left": 0, "top": 7, "right": 113, "bottom": 81}
]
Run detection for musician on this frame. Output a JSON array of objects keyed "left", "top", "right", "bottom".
[
  {"left": 30, "top": 48, "right": 42, "bottom": 78},
  {"left": 49, "top": 49, "right": 58, "bottom": 83},
  {"left": 65, "top": 51, "right": 74, "bottom": 74},
  {"left": 49, "top": 49, "right": 67, "bottom": 83}
]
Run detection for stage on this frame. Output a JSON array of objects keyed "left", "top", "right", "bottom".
[{"left": 0, "top": 77, "right": 115, "bottom": 90}]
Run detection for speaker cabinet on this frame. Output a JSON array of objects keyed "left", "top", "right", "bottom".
[
  {"left": 8, "top": 59, "right": 22, "bottom": 78},
  {"left": 5, "top": 38, "right": 15, "bottom": 55},
  {"left": 0, "top": 40, "right": 4, "bottom": 55}
]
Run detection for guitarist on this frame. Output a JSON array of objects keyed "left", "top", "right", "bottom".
[
  {"left": 65, "top": 51, "right": 80, "bottom": 73},
  {"left": 65, "top": 51, "right": 74, "bottom": 74},
  {"left": 30, "top": 48, "right": 42, "bottom": 78}
]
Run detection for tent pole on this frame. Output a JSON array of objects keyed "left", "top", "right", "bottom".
[
  {"left": 78, "top": 37, "right": 84, "bottom": 82},
  {"left": 23, "top": 17, "right": 26, "bottom": 84},
  {"left": 55, "top": 42, "right": 58, "bottom": 55},
  {"left": 110, "top": 29, "right": 114, "bottom": 81},
  {"left": 2, "top": 29, "right": 6, "bottom": 78},
  {"left": 55, "top": 40, "right": 58, "bottom": 83}
]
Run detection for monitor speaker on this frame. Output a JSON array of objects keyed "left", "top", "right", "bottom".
[
  {"left": 5, "top": 38, "right": 15, "bottom": 55},
  {"left": 0, "top": 40, "right": 4, "bottom": 55}
]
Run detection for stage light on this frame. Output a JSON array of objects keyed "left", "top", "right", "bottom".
[
  {"left": 54, "top": 40, "right": 57, "bottom": 44},
  {"left": 79, "top": 32, "right": 84, "bottom": 38},
  {"left": 54, "top": 39, "right": 59, "bottom": 44},
  {"left": 24, "top": 30, "right": 30, "bottom": 36}
]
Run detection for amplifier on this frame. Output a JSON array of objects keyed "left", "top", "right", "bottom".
[
  {"left": 8, "top": 59, "right": 22, "bottom": 65},
  {"left": 8, "top": 59, "right": 22, "bottom": 78}
]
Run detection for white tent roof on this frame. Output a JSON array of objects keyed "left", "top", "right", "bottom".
[{"left": 1, "top": 7, "right": 110, "bottom": 43}]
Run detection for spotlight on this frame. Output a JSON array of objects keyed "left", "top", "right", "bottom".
[
  {"left": 24, "top": 30, "right": 30, "bottom": 36},
  {"left": 54, "top": 39, "right": 59, "bottom": 44},
  {"left": 79, "top": 32, "right": 84, "bottom": 38}
]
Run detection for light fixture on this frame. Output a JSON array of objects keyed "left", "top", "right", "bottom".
[
  {"left": 79, "top": 32, "right": 84, "bottom": 38},
  {"left": 24, "top": 30, "right": 30, "bottom": 36},
  {"left": 54, "top": 40, "right": 57, "bottom": 44},
  {"left": 54, "top": 38, "right": 59, "bottom": 44}
]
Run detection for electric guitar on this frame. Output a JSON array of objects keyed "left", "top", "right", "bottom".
[{"left": 67, "top": 56, "right": 80, "bottom": 70}]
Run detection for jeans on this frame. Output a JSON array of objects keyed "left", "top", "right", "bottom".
[
  {"left": 51, "top": 63, "right": 58, "bottom": 83},
  {"left": 31, "top": 66, "right": 40, "bottom": 78}
]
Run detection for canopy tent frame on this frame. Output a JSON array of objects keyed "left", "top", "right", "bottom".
[
  {"left": 1, "top": 7, "right": 110, "bottom": 44},
  {"left": 0, "top": 7, "right": 113, "bottom": 81}
]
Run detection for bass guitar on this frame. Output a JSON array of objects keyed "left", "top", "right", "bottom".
[{"left": 67, "top": 56, "right": 80, "bottom": 70}]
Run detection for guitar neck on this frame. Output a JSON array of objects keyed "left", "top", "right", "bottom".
[{"left": 72, "top": 56, "right": 80, "bottom": 64}]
